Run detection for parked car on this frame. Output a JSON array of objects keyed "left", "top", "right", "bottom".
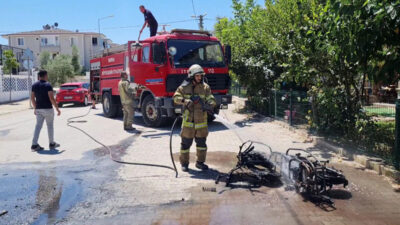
[{"left": 56, "top": 82, "right": 90, "bottom": 107}]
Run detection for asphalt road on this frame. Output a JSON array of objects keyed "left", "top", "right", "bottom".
[{"left": 0, "top": 103, "right": 399, "bottom": 225}]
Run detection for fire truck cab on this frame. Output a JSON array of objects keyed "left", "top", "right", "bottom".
[{"left": 90, "top": 29, "right": 232, "bottom": 127}]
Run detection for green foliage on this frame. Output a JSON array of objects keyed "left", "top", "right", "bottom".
[
  {"left": 215, "top": 0, "right": 400, "bottom": 162},
  {"left": 44, "top": 55, "right": 74, "bottom": 86},
  {"left": 71, "top": 45, "right": 81, "bottom": 74},
  {"left": 215, "top": 0, "right": 400, "bottom": 132},
  {"left": 2, "top": 50, "right": 19, "bottom": 74},
  {"left": 39, "top": 51, "right": 51, "bottom": 69}
]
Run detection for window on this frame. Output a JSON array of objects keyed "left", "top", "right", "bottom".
[
  {"left": 142, "top": 46, "right": 150, "bottom": 63},
  {"left": 70, "top": 37, "right": 76, "bottom": 46},
  {"left": 17, "top": 38, "right": 24, "bottom": 46},
  {"left": 130, "top": 46, "right": 139, "bottom": 62},
  {"left": 92, "top": 37, "right": 98, "bottom": 46},
  {"left": 82, "top": 83, "right": 89, "bottom": 89},
  {"left": 60, "top": 85, "right": 79, "bottom": 90},
  {"left": 41, "top": 38, "right": 48, "bottom": 46},
  {"left": 55, "top": 36, "right": 59, "bottom": 46},
  {"left": 167, "top": 40, "right": 225, "bottom": 68}
]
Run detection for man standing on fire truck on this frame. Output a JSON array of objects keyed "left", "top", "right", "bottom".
[
  {"left": 139, "top": 5, "right": 158, "bottom": 37},
  {"left": 173, "top": 64, "right": 216, "bottom": 172},
  {"left": 118, "top": 71, "right": 136, "bottom": 131}
]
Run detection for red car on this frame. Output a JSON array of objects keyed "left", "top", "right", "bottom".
[{"left": 56, "top": 82, "right": 90, "bottom": 107}]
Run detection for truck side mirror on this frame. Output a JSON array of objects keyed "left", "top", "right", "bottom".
[{"left": 225, "top": 45, "right": 231, "bottom": 65}]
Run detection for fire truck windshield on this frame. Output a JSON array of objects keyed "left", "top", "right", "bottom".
[{"left": 167, "top": 40, "right": 225, "bottom": 68}]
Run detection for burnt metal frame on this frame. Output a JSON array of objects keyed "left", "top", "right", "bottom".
[
  {"left": 216, "top": 140, "right": 279, "bottom": 186},
  {"left": 286, "top": 148, "right": 348, "bottom": 206}
]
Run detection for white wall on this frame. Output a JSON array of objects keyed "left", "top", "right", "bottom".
[{"left": 0, "top": 71, "right": 38, "bottom": 103}]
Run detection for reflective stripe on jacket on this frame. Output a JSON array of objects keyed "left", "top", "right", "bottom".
[{"left": 173, "top": 81, "right": 216, "bottom": 138}]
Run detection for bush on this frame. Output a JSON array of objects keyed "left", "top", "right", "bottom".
[{"left": 45, "top": 55, "right": 74, "bottom": 86}]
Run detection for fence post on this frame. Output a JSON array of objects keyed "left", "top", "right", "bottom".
[
  {"left": 9, "top": 74, "right": 12, "bottom": 102},
  {"left": 395, "top": 86, "right": 400, "bottom": 169},
  {"left": 289, "top": 89, "right": 293, "bottom": 126}
]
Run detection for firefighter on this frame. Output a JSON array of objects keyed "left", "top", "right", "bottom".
[
  {"left": 118, "top": 71, "right": 137, "bottom": 131},
  {"left": 173, "top": 64, "right": 216, "bottom": 172}
]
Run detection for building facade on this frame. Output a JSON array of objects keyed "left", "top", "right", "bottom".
[{"left": 1, "top": 28, "right": 111, "bottom": 70}]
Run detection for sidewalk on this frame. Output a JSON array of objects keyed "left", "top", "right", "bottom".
[{"left": 0, "top": 98, "right": 32, "bottom": 116}]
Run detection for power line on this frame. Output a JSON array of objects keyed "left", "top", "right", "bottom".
[{"left": 191, "top": 0, "right": 197, "bottom": 17}]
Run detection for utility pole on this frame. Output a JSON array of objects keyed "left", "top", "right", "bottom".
[{"left": 192, "top": 13, "right": 207, "bottom": 31}]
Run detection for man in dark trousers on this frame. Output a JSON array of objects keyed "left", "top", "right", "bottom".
[
  {"left": 31, "top": 70, "right": 61, "bottom": 151},
  {"left": 139, "top": 5, "right": 158, "bottom": 37}
]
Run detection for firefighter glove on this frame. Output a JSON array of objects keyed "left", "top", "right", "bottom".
[
  {"left": 202, "top": 103, "right": 214, "bottom": 115},
  {"left": 184, "top": 99, "right": 194, "bottom": 110}
]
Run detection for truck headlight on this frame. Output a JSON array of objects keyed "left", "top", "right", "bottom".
[{"left": 174, "top": 108, "right": 182, "bottom": 114}]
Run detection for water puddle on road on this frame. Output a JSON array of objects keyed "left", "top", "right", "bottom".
[{"left": 0, "top": 169, "right": 82, "bottom": 225}]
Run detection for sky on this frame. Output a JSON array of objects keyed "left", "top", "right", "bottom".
[{"left": 0, "top": 0, "right": 265, "bottom": 45}]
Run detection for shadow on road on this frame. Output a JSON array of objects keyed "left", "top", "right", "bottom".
[{"left": 36, "top": 149, "right": 65, "bottom": 155}]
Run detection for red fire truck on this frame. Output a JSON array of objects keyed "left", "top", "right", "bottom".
[{"left": 90, "top": 29, "right": 232, "bottom": 127}]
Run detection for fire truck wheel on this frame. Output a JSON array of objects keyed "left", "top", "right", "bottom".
[
  {"left": 141, "top": 95, "right": 166, "bottom": 127},
  {"left": 103, "top": 92, "right": 118, "bottom": 118}
]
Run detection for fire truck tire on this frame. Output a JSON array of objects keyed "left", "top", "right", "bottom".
[
  {"left": 141, "top": 95, "right": 166, "bottom": 127},
  {"left": 102, "top": 92, "right": 118, "bottom": 118}
]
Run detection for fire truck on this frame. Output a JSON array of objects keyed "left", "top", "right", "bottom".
[{"left": 90, "top": 29, "right": 232, "bottom": 127}]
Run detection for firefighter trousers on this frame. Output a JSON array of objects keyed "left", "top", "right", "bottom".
[
  {"left": 180, "top": 137, "right": 207, "bottom": 165},
  {"left": 122, "top": 103, "right": 134, "bottom": 129}
]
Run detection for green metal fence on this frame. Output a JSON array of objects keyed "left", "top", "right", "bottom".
[
  {"left": 230, "top": 84, "right": 311, "bottom": 126},
  {"left": 229, "top": 82, "right": 247, "bottom": 98},
  {"left": 362, "top": 103, "right": 396, "bottom": 118},
  {"left": 267, "top": 90, "right": 311, "bottom": 126}
]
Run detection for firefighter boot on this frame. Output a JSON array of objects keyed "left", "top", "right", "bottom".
[
  {"left": 181, "top": 163, "right": 189, "bottom": 172},
  {"left": 195, "top": 137, "right": 208, "bottom": 170},
  {"left": 195, "top": 161, "right": 209, "bottom": 171},
  {"left": 180, "top": 150, "right": 190, "bottom": 172}
]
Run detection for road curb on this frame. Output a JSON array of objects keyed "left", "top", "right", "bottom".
[
  {"left": 231, "top": 95, "right": 400, "bottom": 182},
  {"left": 315, "top": 137, "right": 400, "bottom": 181}
]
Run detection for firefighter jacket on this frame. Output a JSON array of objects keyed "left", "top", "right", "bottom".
[
  {"left": 173, "top": 81, "right": 216, "bottom": 139},
  {"left": 118, "top": 78, "right": 136, "bottom": 105}
]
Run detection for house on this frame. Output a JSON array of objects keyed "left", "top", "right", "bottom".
[{"left": 1, "top": 27, "right": 112, "bottom": 70}]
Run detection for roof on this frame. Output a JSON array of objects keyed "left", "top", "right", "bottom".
[{"left": 2, "top": 29, "right": 104, "bottom": 37}]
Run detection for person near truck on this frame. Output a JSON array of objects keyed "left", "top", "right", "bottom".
[
  {"left": 173, "top": 64, "right": 216, "bottom": 172},
  {"left": 118, "top": 71, "right": 137, "bottom": 131},
  {"left": 139, "top": 5, "right": 158, "bottom": 37},
  {"left": 30, "top": 70, "right": 61, "bottom": 151}
]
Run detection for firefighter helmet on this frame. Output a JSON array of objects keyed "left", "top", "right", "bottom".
[{"left": 188, "top": 64, "right": 205, "bottom": 78}]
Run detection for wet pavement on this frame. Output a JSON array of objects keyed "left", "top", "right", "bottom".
[
  {"left": 0, "top": 148, "right": 119, "bottom": 225},
  {"left": 1, "top": 102, "right": 400, "bottom": 225}
]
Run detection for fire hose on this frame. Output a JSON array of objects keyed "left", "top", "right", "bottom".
[{"left": 67, "top": 105, "right": 177, "bottom": 174}]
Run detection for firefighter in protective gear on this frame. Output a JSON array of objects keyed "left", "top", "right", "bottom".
[
  {"left": 118, "top": 71, "right": 137, "bottom": 131},
  {"left": 173, "top": 64, "right": 216, "bottom": 172}
]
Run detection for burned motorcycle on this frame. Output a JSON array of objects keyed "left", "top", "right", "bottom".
[
  {"left": 286, "top": 148, "right": 349, "bottom": 206},
  {"left": 216, "top": 141, "right": 280, "bottom": 186}
]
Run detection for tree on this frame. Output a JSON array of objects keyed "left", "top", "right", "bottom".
[
  {"left": 39, "top": 51, "right": 51, "bottom": 69},
  {"left": 71, "top": 45, "right": 81, "bottom": 74},
  {"left": 44, "top": 55, "right": 74, "bottom": 86},
  {"left": 2, "top": 50, "right": 19, "bottom": 75}
]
